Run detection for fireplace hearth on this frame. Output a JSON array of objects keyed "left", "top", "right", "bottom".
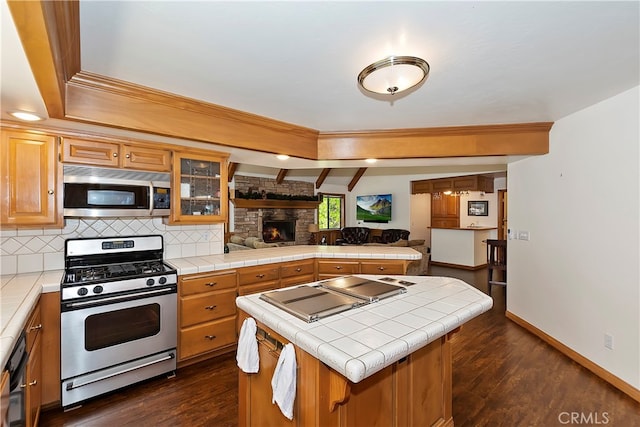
[{"left": 263, "top": 220, "right": 296, "bottom": 243}]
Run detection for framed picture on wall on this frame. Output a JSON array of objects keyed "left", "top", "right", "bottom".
[{"left": 468, "top": 200, "right": 489, "bottom": 216}]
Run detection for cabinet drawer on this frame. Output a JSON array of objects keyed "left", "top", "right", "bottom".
[
  {"left": 238, "top": 265, "right": 279, "bottom": 286},
  {"left": 280, "top": 259, "right": 314, "bottom": 279},
  {"left": 281, "top": 274, "right": 315, "bottom": 288},
  {"left": 180, "top": 290, "right": 237, "bottom": 327},
  {"left": 180, "top": 272, "right": 236, "bottom": 296},
  {"left": 360, "top": 261, "right": 406, "bottom": 275},
  {"left": 238, "top": 281, "right": 279, "bottom": 296},
  {"left": 317, "top": 260, "right": 359, "bottom": 275},
  {"left": 180, "top": 317, "right": 237, "bottom": 360},
  {"left": 25, "top": 304, "right": 42, "bottom": 353}
]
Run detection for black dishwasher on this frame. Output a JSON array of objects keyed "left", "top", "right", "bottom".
[{"left": 5, "top": 331, "right": 27, "bottom": 426}]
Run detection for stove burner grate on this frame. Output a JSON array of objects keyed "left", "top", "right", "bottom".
[{"left": 65, "top": 261, "right": 170, "bottom": 284}]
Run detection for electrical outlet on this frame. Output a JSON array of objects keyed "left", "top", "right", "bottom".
[
  {"left": 604, "top": 333, "right": 614, "bottom": 350},
  {"left": 518, "top": 230, "right": 530, "bottom": 241}
]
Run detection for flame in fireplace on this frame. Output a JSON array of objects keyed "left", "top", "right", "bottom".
[{"left": 265, "top": 227, "right": 281, "bottom": 240}]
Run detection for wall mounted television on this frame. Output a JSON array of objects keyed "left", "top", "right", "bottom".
[{"left": 356, "top": 194, "right": 392, "bottom": 223}]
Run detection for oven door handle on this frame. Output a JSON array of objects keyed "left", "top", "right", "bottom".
[
  {"left": 63, "top": 287, "right": 175, "bottom": 310},
  {"left": 65, "top": 352, "right": 175, "bottom": 391}
]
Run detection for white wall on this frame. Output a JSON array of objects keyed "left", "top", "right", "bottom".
[{"left": 507, "top": 86, "right": 640, "bottom": 389}]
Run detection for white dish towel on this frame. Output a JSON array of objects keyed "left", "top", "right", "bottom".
[
  {"left": 271, "top": 343, "right": 297, "bottom": 420},
  {"left": 236, "top": 317, "right": 259, "bottom": 373}
]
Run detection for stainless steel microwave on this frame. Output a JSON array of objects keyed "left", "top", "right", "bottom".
[{"left": 63, "top": 165, "right": 171, "bottom": 217}]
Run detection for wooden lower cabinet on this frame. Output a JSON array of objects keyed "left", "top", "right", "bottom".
[
  {"left": 238, "top": 317, "right": 453, "bottom": 427},
  {"left": 360, "top": 260, "right": 408, "bottom": 275},
  {"left": 40, "top": 292, "right": 61, "bottom": 407},
  {"left": 178, "top": 271, "right": 237, "bottom": 362},
  {"left": 179, "top": 317, "right": 237, "bottom": 360},
  {"left": 238, "top": 264, "right": 280, "bottom": 296},
  {"left": 316, "top": 260, "right": 359, "bottom": 280},
  {"left": 279, "top": 259, "right": 315, "bottom": 288},
  {"left": 318, "top": 259, "right": 408, "bottom": 280},
  {"left": 24, "top": 301, "right": 43, "bottom": 427}
]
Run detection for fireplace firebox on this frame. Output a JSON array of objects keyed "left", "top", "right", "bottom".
[{"left": 263, "top": 220, "right": 296, "bottom": 243}]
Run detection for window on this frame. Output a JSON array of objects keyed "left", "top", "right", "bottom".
[{"left": 318, "top": 193, "right": 344, "bottom": 230}]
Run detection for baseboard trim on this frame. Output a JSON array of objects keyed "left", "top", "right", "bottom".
[
  {"left": 505, "top": 311, "right": 640, "bottom": 403},
  {"left": 430, "top": 261, "right": 486, "bottom": 271}
]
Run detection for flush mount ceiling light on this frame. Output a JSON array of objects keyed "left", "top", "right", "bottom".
[
  {"left": 276, "top": 154, "right": 290, "bottom": 160},
  {"left": 357, "top": 56, "right": 430, "bottom": 96},
  {"left": 9, "top": 110, "right": 43, "bottom": 121}
]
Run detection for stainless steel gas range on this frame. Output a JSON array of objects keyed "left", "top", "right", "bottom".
[{"left": 60, "top": 235, "right": 177, "bottom": 408}]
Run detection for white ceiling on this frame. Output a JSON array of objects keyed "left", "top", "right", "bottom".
[{"left": 1, "top": 1, "right": 639, "bottom": 182}]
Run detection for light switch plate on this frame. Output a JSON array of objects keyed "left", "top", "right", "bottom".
[{"left": 518, "top": 230, "right": 530, "bottom": 241}]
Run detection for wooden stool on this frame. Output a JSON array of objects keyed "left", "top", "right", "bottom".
[{"left": 486, "top": 239, "right": 507, "bottom": 296}]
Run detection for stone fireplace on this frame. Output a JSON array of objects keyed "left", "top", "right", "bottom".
[{"left": 232, "top": 176, "right": 316, "bottom": 245}]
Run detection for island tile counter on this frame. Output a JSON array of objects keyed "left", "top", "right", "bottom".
[
  {"left": 236, "top": 274, "right": 492, "bottom": 383},
  {"left": 431, "top": 226, "right": 497, "bottom": 268},
  {"left": 236, "top": 274, "right": 492, "bottom": 427}
]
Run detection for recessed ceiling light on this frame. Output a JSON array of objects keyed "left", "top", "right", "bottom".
[
  {"left": 9, "top": 111, "right": 43, "bottom": 121},
  {"left": 365, "top": 158, "right": 377, "bottom": 164},
  {"left": 276, "top": 154, "right": 290, "bottom": 160}
]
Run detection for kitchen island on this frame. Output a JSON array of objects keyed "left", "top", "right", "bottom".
[
  {"left": 236, "top": 274, "right": 493, "bottom": 427},
  {"left": 431, "top": 226, "right": 497, "bottom": 269}
]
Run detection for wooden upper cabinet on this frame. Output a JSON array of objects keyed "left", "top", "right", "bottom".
[
  {"left": 122, "top": 144, "right": 171, "bottom": 171},
  {"left": 169, "top": 150, "right": 229, "bottom": 224},
  {"left": 1, "top": 129, "right": 62, "bottom": 227},
  {"left": 412, "top": 174, "right": 494, "bottom": 194},
  {"left": 431, "top": 193, "right": 460, "bottom": 228},
  {"left": 61, "top": 137, "right": 171, "bottom": 172}
]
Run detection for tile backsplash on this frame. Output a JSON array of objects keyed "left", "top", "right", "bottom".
[{"left": 0, "top": 218, "right": 224, "bottom": 275}]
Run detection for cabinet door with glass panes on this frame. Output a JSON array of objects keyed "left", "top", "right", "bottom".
[{"left": 169, "top": 151, "right": 229, "bottom": 224}]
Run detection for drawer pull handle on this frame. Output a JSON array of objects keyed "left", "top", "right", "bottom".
[
  {"left": 125, "top": 154, "right": 131, "bottom": 158},
  {"left": 205, "top": 282, "right": 217, "bottom": 287},
  {"left": 29, "top": 324, "right": 42, "bottom": 331},
  {"left": 205, "top": 335, "right": 216, "bottom": 340},
  {"left": 112, "top": 153, "right": 118, "bottom": 157},
  {"left": 205, "top": 305, "right": 217, "bottom": 310},
  {"left": 295, "top": 268, "right": 302, "bottom": 272},
  {"left": 29, "top": 380, "right": 38, "bottom": 386},
  {"left": 335, "top": 266, "right": 342, "bottom": 270},
  {"left": 377, "top": 266, "right": 385, "bottom": 271},
  {"left": 256, "top": 274, "right": 265, "bottom": 278}
]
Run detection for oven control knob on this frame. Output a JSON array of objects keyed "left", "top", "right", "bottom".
[
  {"left": 78, "top": 287, "right": 88, "bottom": 296},
  {"left": 93, "top": 285, "right": 104, "bottom": 294},
  {"left": 146, "top": 278, "right": 155, "bottom": 286},
  {"left": 159, "top": 277, "right": 167, "bottom": 285}
]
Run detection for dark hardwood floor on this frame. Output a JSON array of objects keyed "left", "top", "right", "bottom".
[{"left": 41, "top": 266, "right": 639, "bottom": 426}]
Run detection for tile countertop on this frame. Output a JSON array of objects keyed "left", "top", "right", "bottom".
[
  {"left": 165, "top": 244, "right": 421, "bottom": 276},
  {"left": 0, "top": 270, "right": 63, "bottom": 370},
  {"left": 236, "top": 274, "right": 493, "bottom": 383},
  {"left": 0, "top": 245, "right": 419, "bottom": 370}
]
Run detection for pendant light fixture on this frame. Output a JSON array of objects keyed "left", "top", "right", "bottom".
[{"left": 357, "top": 56, "right": 430, "bottom": 95}]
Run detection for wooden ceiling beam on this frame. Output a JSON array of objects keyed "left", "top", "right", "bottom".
[
  {"left": 276, "top": 169, "right": 288, "bottom": 184},
  {"left": 347, "top": 168, "right": 367, "bottom": 192},
  {"left": 11, "top": 6, "right": 552, "bottom": 160},
  {"left": 316, "top": 168, "right": 331, "bottom": 189},
  {"left": 227, "top": 162, "right": 237, "bottom": 182}
]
